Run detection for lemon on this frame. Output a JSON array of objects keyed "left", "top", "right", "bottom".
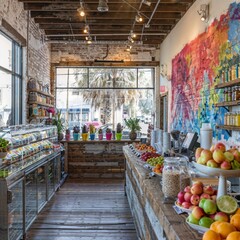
[{"left": 217, "top": 195, "right": 238, "bottom": 214}]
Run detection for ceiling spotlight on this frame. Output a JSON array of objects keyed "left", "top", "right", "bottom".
[
  {"left": 142, "top": 0, "right": 151, "bottom": 6},
  {"left": 197, "top": 4, "right": 209, "bottom": 22},
  {"left": 130, "top": 30, "right": 136, "bottom": 38},
  {"left": 77, "top": 1, "right": 85, "bottom": 17},
  {"left": 128, "top": 36, "right": 134, "bottom": 43},
  {"left": 97, "top": 0, "right": 109, "bottom": 12},
  {"left": 135, "top": 14, "right": 143, "bottom": 23},
  {"left": 126, "top": 45, "right": 132, "bottom": 52},
  {"left": 83, "top": 24, "right": 89, "bottom": 34}
]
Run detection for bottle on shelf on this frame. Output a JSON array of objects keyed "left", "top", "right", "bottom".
[
  {"left": 228, "top": 87, "right": 232, "bottom": 101},
  {"left": 236, "top": 112, "right": 240, "bottom": 127}
]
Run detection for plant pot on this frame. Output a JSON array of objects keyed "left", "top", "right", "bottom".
[
  {"left": 73, "top": 133, "right": 80, "bottom": 141},
  {"left": 82, "top": 133, "right": 89, "bottom": 141},
  {"left": 98, "top": 133, "right": 103, "bottom": 140},
  {"left": 0, "top": 152, "right": 8, "bottom": 159},
  {"left": 65, "top": 133, "right": 71, "bottom": 141},
  {"left": 116, "top": 133, "right": 122, "bottom": 141},
  {"left": 90, "top": 133, "right": 95, "bottom": 140},
  {"left": 106, "top": 133, "right": 112, "bottom": 140},
  {"left": 129, "top": 131, "right": 137, "bottom": 140}
]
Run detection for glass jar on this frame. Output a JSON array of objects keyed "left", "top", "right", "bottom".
[
  {"left": 162, "top": 157, "right": 180, "bottom": 203},
  {"left": 179, "top": 158, "right": 191, "bottom": 191}
]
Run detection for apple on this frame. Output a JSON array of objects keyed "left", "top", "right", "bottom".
[
  {"left": 191, "top": 184, "right": 203, "bottom": 195},
  {"left": 207, "top": 159, "right": 219, "bottom": 168},
  {"left": 232, "top": 150, "right": 240, "bottom": 162},
  {"left": 213, "top": 149, "right": 225, "bottom": 163},
  {"left": 203, "top": 199, "right": 217, "bottom": 214},
  {"left": 182, "top": 201, "right": 192, "bottom": 209},
  {"left": 199, "top": 198, "right": 207, "bottom": 208},
  {"left": 177, "top": 191, "right": 185, "bottom": 204},
  {"left": 192, "top": 206, "right": 205, "bottom": 220},
  {"left": 214, "top": 212, "right": 229, "bottom": 222},
  {"left": 184, "top": 186, "right": 191, "bottom": 193},
  {"left": 190, "top": 194, "right": 200, "bottom": 206},
  {"left": 184, "top": 192, "right": 192, "bottom": 203},
  {"left": 193, "top": 181, "right": 204, "bottom": 187},
  {"left": 210, "top": 145, "right": 215, "bottom": 152},
  {"left": 209, "top": 213, "right": 216, "bottom": 220},
  {"left": 214, "top": 142, "right": 226, "bottom": 152},
  {"left": 211, "top": 195, "right": 217, "bottom": 202},
  {"left": 187, "top": 213, "right": 199, "bottom": 225},
  {"left": 197, "top": 156, "right": 205, "bottom": 165},
  {"left": 224, "top": 152, "right": 234, "bottom": 162},
  {"left": 203, "top": 185, "right": 215, "bottom": 195},
  {"left": 220, "top": 160, "right": 232, "bottom": 170},
  {"left": 200, "top": 193, "right": 211, "bottom": 199},
  {"left": 200, "top": 150, "right": 213, "bottom": 164},
  {"left": 195, "top": 147, "right": 204, "bottom": 159}
]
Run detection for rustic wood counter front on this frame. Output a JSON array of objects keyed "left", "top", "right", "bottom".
[
  {"left": 123, "top": 146, "right": 202, "bottom": 240},
  {"left": 63, "top": 140, "right": 138, "bottom": 179}
]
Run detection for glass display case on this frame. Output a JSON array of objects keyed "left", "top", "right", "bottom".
[{"left": 0, "top": 125, "right": 62, "bottom": 240}]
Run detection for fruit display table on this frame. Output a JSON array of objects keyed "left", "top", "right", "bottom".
[
  {"left": 123, "top": 146, "right": 202, "bottom": 240},
  {"left": 62, "top": 140, "right": 139, "bottom": 179}
]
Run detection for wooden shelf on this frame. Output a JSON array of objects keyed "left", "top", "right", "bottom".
[
  {"left": 215, "top": 78, "right": 240, "bottom": 89},
  {"left": 216, "top": 125, "right": 240, "bottom": 131},
  {"left": 215, "top": 100, "right": 240, "bottom": 107},
  {"left": 28, "top": 88, "right": 54, "bottom": 98},
  {"left": 28, "top": 101, "right": 54, "bottom": 108},
  {"left": 29, "top": 116, "right": 50, "bottom": 119}
]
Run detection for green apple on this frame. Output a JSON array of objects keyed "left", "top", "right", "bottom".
[
  {"left": 187, "top": 213, "right": 199, "bottom": 225},
  {"left": 203, "top": 199, "right": 217, "bottom": 215},
  {"left": 199, "top": 216, "right": 214, "bottom": 228}
]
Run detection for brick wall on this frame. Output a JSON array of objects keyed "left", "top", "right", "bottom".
[{"left": 51, "top": 43, "right": 159, "bottom": 63}]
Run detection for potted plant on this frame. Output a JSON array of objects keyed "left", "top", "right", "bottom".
[
  {"left": 124, "top": 118, "right": 141, "bottom": 140},
  {"left": 98, "top": 128, "right": 103, "bottom": 140},
  {"left": 106, "top": 128, "right": 112, "bottom": 140},
  {"left": 81, "top": 124, "right": 89, "bottom": 141},
  {"left": 0, "top": 138, "right": 10, "bottom": 159},
  {"left": 89, "top": 124, "right": 96, "bottom": 140},
  {"left": 65, "top": 128, "right": 71, "bottom": 141},
  {"left": 73, "top": 126, "right": 80, "bottom": 141},
  {"left": 52, "top": 110, "right": 65, "bottom": 141},
  {"left": 116, "top": 123, "right": 123, "bottom": 140}
]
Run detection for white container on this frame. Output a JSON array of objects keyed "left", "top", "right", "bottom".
[{"left": 200, "top": 123, "right": 212, "bottom": 149}]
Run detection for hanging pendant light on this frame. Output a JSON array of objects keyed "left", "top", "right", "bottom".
[
  {"left": 97, "top": 0, "right": 109, "bottom": 12},
  {"left": 77, "top": 0, "right": 85, "bottom": 17}
]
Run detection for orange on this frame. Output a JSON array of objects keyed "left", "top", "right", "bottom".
[
  {"left": 210, "top": 221, "right": 223, "bottom": 232},
  {"left": 202, "top": 230, "right": 222, "bottom": 240},
  {"left": 230, "top": 214, "right": 240, "bottom": 231},
  {"left": 155, "top": 164, "right": 162, "bottom": 168},
  {"left": 226, "top": 231, "right": 240, "bottom": 240},
  {"left": 216, "top": 222, "right": 236, "bottom": 239},
  {"left": 234, "top": 208, "right": 240, "bottom": 215}
]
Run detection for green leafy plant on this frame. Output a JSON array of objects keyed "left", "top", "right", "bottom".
[
  {"left": 0, "top": 138, "right": 10, "bottom": 152},
  {"left": 73, "top": 126, "right": 80, "bottom": 133},
  {"left": 89, "top": 124, "right": 96, "bottom": 134},
  {"left": 106, "top": 128, "right": 112, "bottom": 133},
  {"left": 124, "top": 118, "right": 141, "bottom": 132},
  {"left": 116, "top": 123, "right": 123, "bottom": 133},
  {"left": 52, "top": 110, "right": 65, "bottom": 135},
  {"left": 82, "top": 124, "right": 88, "bottom": 133}
]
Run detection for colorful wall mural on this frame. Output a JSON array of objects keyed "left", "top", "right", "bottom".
[{"left": 171, "top": 2, "right": 240, "bottom": 139}]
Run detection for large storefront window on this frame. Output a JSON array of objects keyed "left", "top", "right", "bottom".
[
  {"left": 0, "top": 31, "right": 22, "bottom": 126},
  {"left": 56, "top": 67, "right": 154, "bottom": 133}
]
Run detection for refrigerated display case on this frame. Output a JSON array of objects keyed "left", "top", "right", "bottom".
[{"left": 0, "top": 125, "right": 62, "bottom": 240}]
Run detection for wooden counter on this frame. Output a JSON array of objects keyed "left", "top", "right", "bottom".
[
  {"left": 123, "top": 146, "right": 202, "bottom": 240},
  {"left": 63, "top": 140, "right": 138, "bottom": 179}
]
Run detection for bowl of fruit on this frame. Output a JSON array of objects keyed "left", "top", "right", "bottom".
[{"left": 146, "top": 155, "right": 164, "bottom": 176}]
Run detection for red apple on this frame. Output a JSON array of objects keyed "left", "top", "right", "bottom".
[
  {"left": 192, "top": 206, "right": 205, "bottom": 220},
  {"left": 177, "top": 191, "right": 185, "bottom": 204},
  {"left": 213, "top": 149, "right": 225, "bottom": 163},
  {"left": 220, "top": 160, "right": 232, "bottom": 170},
  {"left": 184, "top": 192, "right": 193, "bottom": 203},
  {"left": 224, "top": 151, "right": 234, "bottom": 162},
  {"left": 210, "top": 145, "right": 215, "bottom": 153},
  {"left": 200, "top": 150, "right": 213, "bottom": 164},
  {"left": 184, "top": 186, "right": 191, "bottom": 193},
  {"left": 200, "top": 193, "right": 211, "bottom": 199},
  {"left": 203, "top": 185, "right": 215, "bottom": 195},
  {"left": 190, "top": 194, "right": 200, "bottom": 206},
  {"left": 207, "top": 159, "right": 219, "bottom": 168},
  {"left": 181, "top": 201, "right": 192, "bottom": 209},
  {"left": 214, "top": 142, "right": 226, "bottom": 152},
  {"left": 195, "top": 147, "right": 204, "bottom": 159},
  {"left": 211, "top": 195, "right": 217, "bottom": 202},
  {"left": 191, "top": 184, "right": 203, "bottom": 195},
  {"left": 193, "top": 181, "right": 204, "bottom": 187},
  {"left": 232, "top": 150, "right": 240, "bottom": 162},
  {"left": 209, "top": 213, "right": 216, "bottom": 220},
  {"left": 214, "top": 212, "right": 229, "bottom": 222}
]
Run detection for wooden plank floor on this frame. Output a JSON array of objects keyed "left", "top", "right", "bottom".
[{"left": 26, "top": 179, "right": 137, "bottom": 240}]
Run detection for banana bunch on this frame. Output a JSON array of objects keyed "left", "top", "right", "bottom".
[{"left": 231, "top": 160, "right": 240, "bottom": 170}]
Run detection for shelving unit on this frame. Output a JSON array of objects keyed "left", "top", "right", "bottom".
[
  {"left": 215, "top": 78, "right": 240, "bottom": 89},
  {"left": 216, "top": 125, "right": 240, "bottom": 131},
  {"left": 28, "top": 101, "right": 54, "bottom": 108},
  {"left": 28, "top": 89, "right": 54, "bottom": 98},
  {"left": 215, "top": 100, "right": 240, "bottom": 107}
]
